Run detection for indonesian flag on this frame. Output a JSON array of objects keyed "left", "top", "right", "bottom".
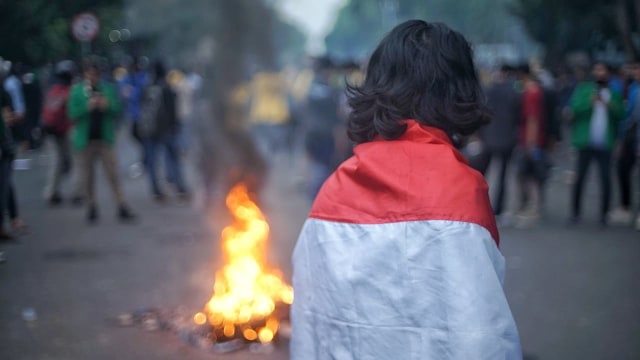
[{"left": 291, "top": 121, "right": 522, "bottom": 359}]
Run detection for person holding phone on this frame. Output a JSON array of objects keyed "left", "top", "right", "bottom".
[
  {"left": 68, "top": 57, "right": 136, "bottom": 224},
  {"left": 569, "top": 62, "right": 624, "bottom": 226}
]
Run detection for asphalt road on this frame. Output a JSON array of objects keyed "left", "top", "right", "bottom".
[{"left": 1, "top": 133, "right": 639, "bottom": 360}]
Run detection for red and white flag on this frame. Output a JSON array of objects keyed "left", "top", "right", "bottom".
[{"left": 291, "top": 120, "right": 521, "bottom": 359}]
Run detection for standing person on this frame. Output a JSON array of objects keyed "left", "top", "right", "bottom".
[
  {"left": 138, "top": 61, "right": 189, "bottom": 201},
  {"left": 2, "top": 62, "right": 27, "bottom": 232},
  {"left": 68, "top": 57, "right": 136, "bottom": 224},
  {"left": 247, "top": 70, "right": 291, "bottom": 165},
  {"left": 303, "top": 57, "right": 339, "bottom": 199},
  {"left": 0, "top": 86, "right": 17, "bottom": 239},
  {"left": 175, "top": 67, "right": 203, "bottom": 153},
  {"left": 610, "top": 63, "right": 639, "bottom": 225},
  {"left": 3, "top": 61, "right": 26, "bottom": 129},
  {"left": 514, "top": 64, "right": 547, "bottom": 228},
  {"left": 291, "top": 20, "right": 521, "bottom": 359},
  {"left": 569, "top": 62, "right": 624, "bottom": 226},
  {"left": 42, "top": 60, "right": 75, "bottom": 205},
  {"left": 479, "top": 65, "right": 521, "bottom": 219},
  {"left": 121, "top": 57, "right": 148, "bottom": 170},
  {"left": 22, "top": 66, "right": 43, "bottom": 150},
  {"left": 626, "top": 68, "right": 640, "bottom": 230}
]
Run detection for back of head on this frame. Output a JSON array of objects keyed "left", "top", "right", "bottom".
[
  {"left": 346, "top": 20, "right": 489, "bottom": 144},
  {"left": 55, "top": 60, "right": 75, "bottom": 85}
]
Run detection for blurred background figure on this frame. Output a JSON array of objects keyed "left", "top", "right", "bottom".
[
  {"left": 68, "top": 57, "right": 136, "bottom": 224},
  {"left": 0, "top": 82, "right": 17, "bottom": 239},
  {"left": 121, "top": 57, "right": 149, "bottom": 175},
  {"left": 248, "top": 69, "right": 291, "bottom": 166},
  {"left": 173, "top": 66, "right": 203, "bottom": 154},
  {"left": 138, "top": 60, "right": 189, "bottom": 202},
  {"left": 478, "top": 65, "right": 521, "bottom": 223},
  {"left": 514, "top": 64, "right": 548, "bottom": 228},
  {"left": 1, "top": 61, "right": 27, "bottom": 234},
  {"left": 569, "top": 62, "right": 624, "bottom": 227},
  {"left": 21, "top": 65, "right": 43, "bottom": 150},
  {"left": 303, "top": 57, "right": 339, "bottom": 199},
  {"left": 610, "top": 62, "right": 639, "bottom": 225},
  {"left": 42, "top": 60, "right": 75, "bottom": 206}
]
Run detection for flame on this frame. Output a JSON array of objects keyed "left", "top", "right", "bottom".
[{"left": 198, "top": 184, "right": 293, "bottom": 343}]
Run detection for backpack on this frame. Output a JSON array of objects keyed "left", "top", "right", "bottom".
[
  {"left": 42, "top": 84, "right": 71, "bottom": 135},
  {"left": 138, "top": 84, "right": 166, "bottom": 139}
]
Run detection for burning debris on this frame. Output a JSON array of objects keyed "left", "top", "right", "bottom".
[
  {"left": 111, "top": 183, "right": 293, "bottom": 354},
  {"left": 194, "top": 183, "right": 293, "bottom": 344}
]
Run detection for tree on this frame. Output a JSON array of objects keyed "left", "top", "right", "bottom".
[
  {"left": 510, "top": 0, "right": 638, "bottom": 65},
  {"left": 325, "top": 0, "right": 523, "bottom": 61},
  {"left": 0, "top": 0, "right": 123, "bottom": 65}
]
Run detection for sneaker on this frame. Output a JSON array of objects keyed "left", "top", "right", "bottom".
[
  {"left": 608, "top": 208, "right": 632, "bottom": 225},
  {"left": 177, "top": 191, "right": 191, "bottom": 203},
  {"left": 71, "top": 196, "right": 84, "bottom": 207},
  {"left": 567, "top": 215, "right": 580, "bottom": 227},
  {"left": 47, "top": 193, "right": 63, "bottom": 206},
  {"left": 87, "top": 206, "right": 98, "bottom": 224},
  {"left": 118, "top": 206, "right": 137, "bottom": 223},
  {"left": 0, "top": 230, "right": 15, "bottom": 241},
  {"left": 153, "top": 192, "right": 167, "bottom": 203}
]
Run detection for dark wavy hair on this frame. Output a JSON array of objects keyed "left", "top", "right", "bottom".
[{"left": 347, "top": 20, "right": 490, "bottom": 144}]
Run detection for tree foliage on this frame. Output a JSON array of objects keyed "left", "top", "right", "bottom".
[
  {"left": 325, "top": 0, "right": 520, "bottom": 61},
  {"left": 509, "top": 0, "right": 630, "bottom": 65},
  {"left": 0, "top": 0, "right": 123, "bottom": 65}
]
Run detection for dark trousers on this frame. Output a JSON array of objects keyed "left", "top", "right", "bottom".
[
  {"left": 572, "top": 148, "right": 612, "bottom": 219},
  {"left": 616, "top": 136, "right": 636, "bottom": 209},
  {"left": 0, "top": 158, "right": 16, "bottom": 229},
  {"left": 479, "top": 148, "right": 514, "bottom": 215},
  {"left": 144, "top": 132, "right": 187, "bottom": 195}
]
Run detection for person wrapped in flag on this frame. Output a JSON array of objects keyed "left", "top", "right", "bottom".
[{"left": 291, "top": 20, "right": 522, "bottom": 359}]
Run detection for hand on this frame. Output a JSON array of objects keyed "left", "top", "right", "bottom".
[
  {"left": 88, "top": 96, "right": 99, "bottom": 110},
  {"left": 97, "top": 96, "right": 108, "bottom": 111}
]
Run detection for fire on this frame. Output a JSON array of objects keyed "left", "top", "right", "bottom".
[{"left": 195, "top": 184, "right": 293, "bottom": 343}]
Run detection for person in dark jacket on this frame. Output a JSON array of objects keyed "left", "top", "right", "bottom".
[
  {"left": 140, "top": 61, "right": 189, "bottom": 201},
  {"left": 478, "top": 65, "right": 521, "bottom": 217},
  {"left": 0, "top": 87, "right": 17, "bottom": 239}
]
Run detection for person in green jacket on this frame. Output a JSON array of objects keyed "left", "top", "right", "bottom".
[
  {"left": 68, "top": 57, "right": 136, "bottom": 223},
  {"left": 569, "top": 62, "right": 625, "bottom": 226}
]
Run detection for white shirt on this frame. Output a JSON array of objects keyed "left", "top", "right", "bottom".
[{"left": 590, "top": 87, "right": 610, "bottom": 148}]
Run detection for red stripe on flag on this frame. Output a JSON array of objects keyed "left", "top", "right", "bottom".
[{"left": 309, "top": 121, "right": 500, "bottom": 244}]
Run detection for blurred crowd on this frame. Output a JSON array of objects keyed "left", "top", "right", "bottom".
[
  {"left": 0, "top": 50, "right": 638, "bottom": 263},
  {"left": 0, "top": 54, "right": 207, "bottom": 263},
  {"left": 465, "top": 60, "right": 640, "bottom": 230}
]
